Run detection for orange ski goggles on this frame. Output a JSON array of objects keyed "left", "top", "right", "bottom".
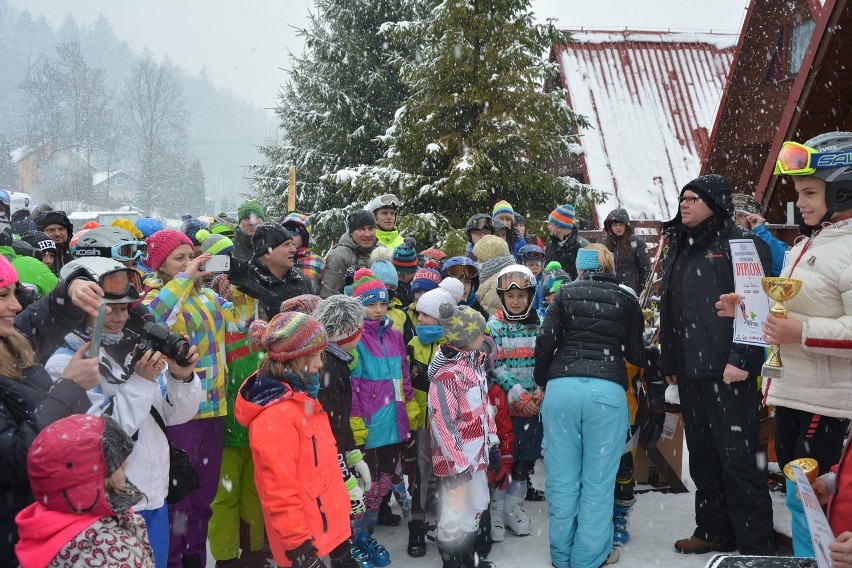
[{"left": 774, "top": 141, "right": 852, "bottom": 176}]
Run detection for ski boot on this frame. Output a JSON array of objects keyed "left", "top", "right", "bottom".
[
  {"left": 378, "top": 495, "right": 401, "bottom": 526},
  {"left": 349, "top": 543, "right": 374, "bottom": 568},
  {"left": 504, "top": 480, "right": 530, "bottom": 536},
  {"left": 474, "top": 507, "right": 493, "bottom": 559},
  {"left": 355, "top": 530, "right": 391, "bottom": 567},
  {"left": 408, "top": 519, "right": 429, "bottom": 558},
  {"left": 612, "top": 498, "right": 634, "bottom": 547},
  {"left": 525, "top": 478, "right": 545, "bottom": 502},
  {"left": 489, "top": 489, "right": 507, "bottom": 542}
]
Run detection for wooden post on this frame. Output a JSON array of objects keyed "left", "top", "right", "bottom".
[{"left": 288, "top": 166, "right": 296, "bottom": 212}]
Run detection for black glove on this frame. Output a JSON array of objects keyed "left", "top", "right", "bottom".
[
  {"left": 488, "top": 446, "right": 501, "bottom": 472},
  {"left": 286, "top": 540, "right": 327, "bottom": 568},
  {"left": 643, "top": 411, "right": 665, "bottom": 448},
  {"left": 443, "top": 470, "right": 472, "bottom": 490}
]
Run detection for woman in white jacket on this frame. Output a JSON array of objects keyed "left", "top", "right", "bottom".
[
  {"left": 44, "top": 258, "right": 202, "bottom": 568},
  {"left": 719, "top": 131, "right": 852, "bottom": 557}
]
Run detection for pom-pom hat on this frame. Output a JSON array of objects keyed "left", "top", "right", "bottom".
[
  {"left": 352, "top": 267, "right": 389, "bottom": 305},
  {"left": 439, "top": 301, "right": 486, "bottom": 348},
  {"left": 369, "top": 247, "right": 399, "bottom": 288},
  {"left": 416, "top": 277, "right": 464, "bottom": 320},
  {"left": 392, "top": 243, "right": 419, "bottom": 274},
  {"left": 249, "top": 311, "right": 327, "bottom": 363}
]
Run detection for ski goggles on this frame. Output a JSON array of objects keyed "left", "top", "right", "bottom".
[
  {"left": 99, "top": 268, "right": 144, "bottom": 301},
  {"left": 774, "top": 141, "right": 852, "bottom": 176},
  {"left": 79, "top": 242, "right": 148, "bottom": 262},
  {"left": 521, "top": 250, "right": 546, "bottom": 262},
  {"left": 375, "top": 194, "right": 400, "bottom": 209},
  {"left": 497, "top": 271, "right": 533, "bottom": 291},
  {"left": 444, "top": 264, "right": 477, "bottom": 281},
  {"left": 469, "top": 217, "right": 493, "bottom": 232}
]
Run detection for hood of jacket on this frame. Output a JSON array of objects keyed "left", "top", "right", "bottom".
[
  {"left": 15, "top": 502, "right": 101, "bottom": 568},
  {"left": 604, "top": 208, "right": 632, "bottom": 234},
  {"left": 235, "top": 372, "right": 320, "bottom": 428}
]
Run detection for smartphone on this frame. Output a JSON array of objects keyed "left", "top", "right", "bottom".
[
  {"left": 202, "top": 256, "right": 231, "bottom": 273},
  {"left": 88, "top": 300, "right": 107, "bottom": 359}
]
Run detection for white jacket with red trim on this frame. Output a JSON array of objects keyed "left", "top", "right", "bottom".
[{"left": 765, "top": 218, "right": 852, "bottom": 418}]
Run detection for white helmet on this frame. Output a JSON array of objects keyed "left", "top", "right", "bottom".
[
  {"left": 496, "top": 264, "right": 536, "bottom": 321},
  {"left": 365, "top": 194, "right": 400, "bottom": 214}
]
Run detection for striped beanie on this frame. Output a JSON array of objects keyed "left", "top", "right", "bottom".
[
  {"left": 410, "top": 266, "right": 442, "bottom": 295},
  {"left": 492, "top": 200, "right": 514, "bottom": 218},
  {"left": 249, "top": 311, "right": 327, "bottom": 362},
  {"left": 392, "top": 243, "right": 419, "bottom": 274},
  {"left": 549, "top": 204, "right": 575, "bottom": 230},
  {"left": 279, "top": 294, "right": 322, "bottom": 315},
  {"left": 352, "top": 268, "right": 389, "bottom": 306},
  {"left": 575, "top": 247, "right": 601, "bottom": 271},
  {"left": 197, "top": 229, "right": 234, "bottom": 256}
]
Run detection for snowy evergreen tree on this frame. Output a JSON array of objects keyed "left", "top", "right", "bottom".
[
  {"left": 249, "top": 0, "right": 423, "bottom": 250},
  {"left": 342, "top": 0, "right": 601, "bottom": 229}
]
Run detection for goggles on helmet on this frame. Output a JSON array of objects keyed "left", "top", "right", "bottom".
[
  {"left": 445, "top": 263, "right": 477, "bottom": 281},
  {"left": 774, "top": 141, "right": 852, "bottom": 176},
  {"left": 100, "top": 268, "right": 144, "bottom": 301},
  {"left": 78, "top": 242, "right": 148, "bottom": 262},
  {"left": 522, "top": 250, "right": 545, "bottom": 262},
  {"left": 497, "top": 271, "right": 535, "bottom": 291},
  {"left": 376, "top": 194, "right": 400, "bottom": 209},
  {"left": 471, "top": 217, "right": 493, "bottom": 232}
]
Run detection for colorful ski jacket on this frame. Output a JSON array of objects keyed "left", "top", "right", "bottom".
[
  {"left": 235, "top": 373, "right": 351, "bottom": 566},
  {"left": 143, "top": 273, "right": 253, "bottom": 419},
  {"left": 350, "top": 317, "right": 419, "bottom": 449},
  {"left": 427, "top": 344, "right": 496, "bottom": 478},
  {"left": 487, "top": 309, "right": 540, "bottom": 395},
  {"left": 407, "top": 335, "right": 445, "bottom": 430}
]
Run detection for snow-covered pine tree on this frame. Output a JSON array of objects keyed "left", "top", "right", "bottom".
[
  {"left": 345, "top": 0, "right": 600, "bottom": 228},
  {"left": 250, "top": 0, "right": 423, "bottom": 252}
]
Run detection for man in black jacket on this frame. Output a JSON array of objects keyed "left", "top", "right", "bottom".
[
  {"left": 232, "top": 224, "right": 312, "bottom": 318},
  {"left": 33, "top": 208, "right": 75, "bottom": 273},
  {"left": 544, "top": 204, "right": 589, "bottom": 280},
  {"left": 659, "top": 174, "right": 774, "bottom": 556}
]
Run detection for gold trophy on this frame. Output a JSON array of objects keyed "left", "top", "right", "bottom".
[{"left": 761, "top": 277, "right": 803, "bottom": 380}]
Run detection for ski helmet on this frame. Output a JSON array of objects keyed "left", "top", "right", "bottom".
[
  {"left": 801, "top": 132, "right": 852, "bottom": 215},
  {"left": 72, "top": 226, "right": 147, "bottom": 263},
  {"left": 496, "top": 264, "right": 536, "bottom": 321},
  {"left": 442, "top": 256, "right": 479, "bottom": 290},
  {"left": 59, "top": 257, "right": 143, "bottom": 303},
  {"left": 134, "top": 217, "right": 164, "bottom": 239},
  {"left": 365, "top": 194, "right": 400, "bottom": 214}
]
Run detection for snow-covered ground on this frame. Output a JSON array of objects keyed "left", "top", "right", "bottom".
[{"left": 207, "top": 447, "right": 792, "bottom": 567}]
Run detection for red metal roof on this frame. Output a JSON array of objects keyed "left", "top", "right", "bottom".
[{"left": 553, "top": 30, "right": 736, "bottom": 223}]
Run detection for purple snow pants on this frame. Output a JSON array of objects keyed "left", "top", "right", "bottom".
[{"left": 167, "top": 417, "right": 225, "bottom": 568}]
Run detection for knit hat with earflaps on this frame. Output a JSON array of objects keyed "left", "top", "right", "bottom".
[
  {"left": 249, "top": 311, "right": 328, "bottom": 363},
  {"left": 314, "top": 294, "right": 365, "bottom": 345},
  {"left": 439, "top": 301, "right": 486, "bottom": 349}
]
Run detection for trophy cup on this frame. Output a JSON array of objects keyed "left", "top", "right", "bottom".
[{"left": 761, "top": 277, "right": 803, "bottom": 380}]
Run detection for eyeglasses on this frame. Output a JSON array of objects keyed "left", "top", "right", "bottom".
[
  {"left": 445, "top": 264, "right": 477, "bottom": 281},
  {"left": 774, "top": 140, "right": 852, "bottom": 176},
  {"left": 100, "top": 268, "right": 144, "bottom": 300},
  {"left": 679, "top": 196, "right": 702, "bottom": 205}
]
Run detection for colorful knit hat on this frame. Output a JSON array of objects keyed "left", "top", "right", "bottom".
[
  {"left": 0, "top": 255, "right": 18, "bottom": 288},
  {"left": 111, "top": 218, "right": 144, "bottom": 240},
  {"left": 314, "top": 294, "right": 365, "bottom": 345},
  {"left": 492, "top": 200, "right": 514, "bottom": 218},
  {"left": 416, "top": 277, "right": 464, "bottom": 320},
  {"left": 392, "top": 243, "right": 419, "bottom": 274},
  {"left": 472, "top": 235, "right": 510, "bottom": 263},
  {"left": 197, "top": 229, "right": 234, "bottom": 256},
  {"left": 281, "top": 212, "right": 312, "bottom": 247},
  {"left": 146, "top": 229, "right": 193, "bottom": 271},
  {"left": 369, "top": 247, "right": 398, "bottom": 288},
  {"left": 410, "top": 266, "right": 442, "bottom": 295},
  {"left": 352, "top": 267, "right": 389, "bottom": 305},
  {"left": 575, "top": 247, "right": 601, "bottom": 271},
  {"left": 549, "top": 204, "right": 575, "bottom": 230},
  {"left": 238, "top": 198, "right": 266, "bottom": 222},
  {"left": 279, "top": 294, "right": 321, "bottom": 315},
  {"left": 249, "top": 311, "right": 327, "bottom": 363},
  {"left": 134, "top": 217, "right": 164, "bottom": 238},
  {"left": 439, "top": 301, "right": 486, "bottom": 349}
]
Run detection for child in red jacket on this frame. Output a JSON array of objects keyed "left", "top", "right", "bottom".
[{"left": 235, "top": 311, "right": 351, "bottom": 568}]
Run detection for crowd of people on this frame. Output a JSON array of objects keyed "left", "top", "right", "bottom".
[{"left": 1, "top": 130, "right": 852, "bottom": 568}]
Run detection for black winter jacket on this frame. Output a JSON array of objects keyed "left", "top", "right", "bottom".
[
  {"left": 317, "top": 344, "right": 357, "bottom": 456},
  {"left": 603, "top": 209, "right": 651, "bottom": 295},
  {"left": 659, "top": 215, "right": 771, "bottom": 379},
  {"left": 233, "top": 229, "right": 254, "bottom": 262},
  {"left": 0, "top": 366, "right": 91, "bottom": 564},
  {"left": 534, "top": 272, "right": 645, "bottom": 389},
  {"left": 239, "top": 259, "right": 312, "bottom": 318},
  {"left": 544, "top": 229, "right": 589, "bottom": 280}
]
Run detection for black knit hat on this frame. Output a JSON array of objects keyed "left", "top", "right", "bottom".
[
  {"left": 682, "top": 174, "right": 734, "bottom": 216},
  {"left": 33, "top": 209, "right": 73, "bottom": 234},
  {"left": 348, "top": 210, "right": 376, "bottom": 234},
  {"left": 252, "top": 223, "right": 292, "bottom": 258}
]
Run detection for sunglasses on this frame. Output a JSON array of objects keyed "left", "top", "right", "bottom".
[
  {"left": 100, "top": 268, "right": 144, "bottom": 300},
  {"left": 774, "top": 140, "right": 852, "bottom": 176},
  {"left": 445, "top": 264, "right": 477, "bottom": 280}
]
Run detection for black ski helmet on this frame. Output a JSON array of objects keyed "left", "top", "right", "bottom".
[{"left": 802, "top": 131, "right": 852, "bottom": 214}]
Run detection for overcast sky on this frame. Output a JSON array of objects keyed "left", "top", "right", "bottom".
[{"left": 9, "top": 0, "right": 749, "bottom": 112}]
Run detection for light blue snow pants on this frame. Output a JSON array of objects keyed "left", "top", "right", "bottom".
[
  {"left": 542, "top": 377, "right": 628, "bottom": 568},
  {"left": 786, "top": 478, "right": 816, "bottom": 557}
]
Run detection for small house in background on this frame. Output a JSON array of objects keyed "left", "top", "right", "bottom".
[
  {"left": 702, "top": 0, "right": 850, "bottom": 238},
  {"left": 92, "top": 169, "right": 136, "bottom": 205},
  {"left": 10, "top": 144, "right": 96, "bottom": 204},
  {"left": 549, "top": 30, "right": 737, "bottom": 229}
]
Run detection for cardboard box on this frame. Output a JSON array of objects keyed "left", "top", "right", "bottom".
[{"left": 634, "top": 411, "right": 684, "bottom": 487}]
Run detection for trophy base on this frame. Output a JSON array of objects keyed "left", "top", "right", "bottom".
[{"left": 762, "top": 363, "right": 784, "bottom": 380}]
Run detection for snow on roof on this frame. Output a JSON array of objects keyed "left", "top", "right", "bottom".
[
  {"left": 92, "top": 170, "right": 129, "bottom": 186},
  {"left": 555, "top": 29, "right": 737, "bottom": 223},
  {"left": 10, "top": 146, "right": 33, "bottom": 164}
]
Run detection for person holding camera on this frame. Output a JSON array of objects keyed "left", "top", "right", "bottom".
[
  {"left": 43, "top": 257, "right": 202, "bottom": 568},
  {"left": 142, "top": 229, "right": 254, "bottom": 568}
]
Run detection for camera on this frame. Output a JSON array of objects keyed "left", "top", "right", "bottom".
[{"left": 137, "top": 322, "right": 192, "bottom": 367}]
